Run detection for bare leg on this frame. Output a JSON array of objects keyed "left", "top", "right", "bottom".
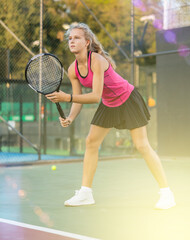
[
  {"left": 64, "top": 125, "right": 110, "bottom": 206},
  {"left": 82, "top": 125, "right": 110, "bottom": 187},
  {"left": 130, "top": 126, "right": 168, "bottom": 188}
]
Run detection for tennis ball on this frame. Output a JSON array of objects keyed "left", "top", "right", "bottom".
[{"left": 51, "top": 165, "right": 56, "bottom": 171}]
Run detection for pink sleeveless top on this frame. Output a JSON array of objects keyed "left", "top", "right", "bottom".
[{"left": 75, "top": 51, "right": 134, "bottom": 107}]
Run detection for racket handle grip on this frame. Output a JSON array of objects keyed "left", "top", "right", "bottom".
[{"left": 56, "top": 103, "right": 66, "bottom": 119}]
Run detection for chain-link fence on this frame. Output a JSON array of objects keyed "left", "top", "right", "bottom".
[
  {"left": 0, "top": 0, "right": 71, "bottom": 164},
  {"left": 163, "top": 0, "right": 190, "bottom": 30},
  {"left": 133, "top": 0, "right": 190, "bottom": 156},
  {"left": 0, "top": 0, "right": 133, "bottom": 164},
  {"left": 1, "top": 0, "right": 190, "bottom": 164}
]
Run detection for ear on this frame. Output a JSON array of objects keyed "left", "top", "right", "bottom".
[{"left": 86, "top": 39, "right": 90, "bottom": 48}]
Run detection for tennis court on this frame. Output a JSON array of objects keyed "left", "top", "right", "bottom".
[
  {"left": 1, "top": 0, "right": 190, "bottom": 239},
  {"left": 1, "top": 156, "right": 190, "bottom": 240}
]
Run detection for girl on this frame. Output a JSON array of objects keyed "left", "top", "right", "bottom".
[{"left": 46, "top": 23, "right": 176, "bottom": 209}]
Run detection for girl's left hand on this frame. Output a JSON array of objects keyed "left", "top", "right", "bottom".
[
  {"left": 46, "top": 91, "right": 67, "bottom": 103},
  {"left": 59, "top": 116, "right": 72, "bottom": 128}
]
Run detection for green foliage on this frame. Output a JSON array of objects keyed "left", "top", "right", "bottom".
[{"left": 0, "top": 0, "right": 160, "bottom": 81}]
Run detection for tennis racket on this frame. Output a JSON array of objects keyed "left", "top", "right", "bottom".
[{"left": 25, "top": 53, "right": 66, "bottom": 119}]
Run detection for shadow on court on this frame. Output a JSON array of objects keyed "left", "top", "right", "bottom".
[{"left": 0, "top": 157, "right": 190, "bottom": 240}]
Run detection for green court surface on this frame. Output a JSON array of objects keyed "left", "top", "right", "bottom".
[{"left": 0, "top": 157, "right": 190, "bottom": 240}]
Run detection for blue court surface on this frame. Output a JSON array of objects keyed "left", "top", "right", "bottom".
[{"left": 0, "top": 152, "right": 81, "bottom": 165}]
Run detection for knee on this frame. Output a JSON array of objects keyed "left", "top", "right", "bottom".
[
  {"left": 134, "top": 141, "right": 150, "bottom": 155},
  {"left": 85, "top": 135, "right": 100, "bottom": 149}
]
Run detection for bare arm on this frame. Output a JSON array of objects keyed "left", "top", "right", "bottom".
[
  {"left": 59, "top": 63, "right": 83, "bottom": 127},
  {"left": 67, "top": 63, "right": 83, "bottom": 121}
]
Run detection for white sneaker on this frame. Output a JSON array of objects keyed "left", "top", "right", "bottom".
[
  {"left": 64, "top": 189, "right": 95, "bottom": 207},
  {"left": 155, "top": 189, "right": 176, "bottom": 210}
]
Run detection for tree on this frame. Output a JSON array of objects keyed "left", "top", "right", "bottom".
[{"left": 0, "top": 0, "right": 163, "bottom": 80}]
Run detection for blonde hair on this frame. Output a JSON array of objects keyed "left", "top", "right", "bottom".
[{"left": 65, "top": 23, "right": 116, "bottom": 69}]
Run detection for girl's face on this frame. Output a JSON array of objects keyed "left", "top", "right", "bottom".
[{"left": 68, "top": 28, "right": 89, "bottom": 53}]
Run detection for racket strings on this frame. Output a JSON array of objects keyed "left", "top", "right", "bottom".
[{"left": 26, "top": 55, "right": 63, "bottom": 94}]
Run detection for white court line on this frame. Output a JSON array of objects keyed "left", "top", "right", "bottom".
[{"left": 0, "top": 218, "right": 100, "bottom": 240}]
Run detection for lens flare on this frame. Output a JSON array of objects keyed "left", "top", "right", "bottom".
[
  {"left": 4, "top": 175, "right": 54, "bottom": 228},
  {"left": 133, "top": 0, "right": 146, "bottom": 12},
  {"left": 178, "top": 45, "right": 190, "bottom": 57},
  {"left": 33, "top": 206, "right": 54, "bottom": 227},
  {"left": 164, "top": 31, "right": 177, "bottom": 44},
  {"left": 18, "top": 189, "right": 27, "bottom": 198},
  {"left": 12, "top": 183, "right": 18, "bottom": 190},
  {"left": 153, "top": 19, "right": 163, "bottom": 30}
]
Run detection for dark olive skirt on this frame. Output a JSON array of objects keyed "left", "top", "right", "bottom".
[{"left": 91, "top": 88, "right": 150, "bottom": 130}]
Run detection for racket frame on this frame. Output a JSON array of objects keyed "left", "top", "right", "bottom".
[{"left": 25, "top": 53, "right": 66, "bottom": 119}]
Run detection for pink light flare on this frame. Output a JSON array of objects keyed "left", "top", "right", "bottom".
[
  {"left": 164, "top": 30, "right": 177, "bottom": 44},
  {"left": 153, "top": 19, "right": 163, "bottom": 30},
  {"left": 178, "top": 45, "right": 190, "bottom": 57},
  {"left": 133, "top": 0, "right": 146, "bottom": 12}
]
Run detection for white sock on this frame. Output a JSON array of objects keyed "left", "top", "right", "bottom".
[
  {"left": 80, "top": 186, "right": 92, "bottom": 193},
  {"left": 160, "top": 187, "right": 171, "bottom": 194}
]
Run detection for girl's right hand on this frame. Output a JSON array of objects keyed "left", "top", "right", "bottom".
[{"left": 59, "top": 116, "right": 73, "bottom": 128}]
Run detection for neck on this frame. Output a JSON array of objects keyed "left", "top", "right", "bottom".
[{"left": 75, "top": 50, "right": 89, "bottom": 64}]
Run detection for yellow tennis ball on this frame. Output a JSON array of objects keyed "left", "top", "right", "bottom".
[{"left": 51, "top": 165, "right": 56, "bottom": 171}]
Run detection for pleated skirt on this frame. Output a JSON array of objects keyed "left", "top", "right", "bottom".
[{"left": 91, "top": 88, "right": 151, "bottom": 130}]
